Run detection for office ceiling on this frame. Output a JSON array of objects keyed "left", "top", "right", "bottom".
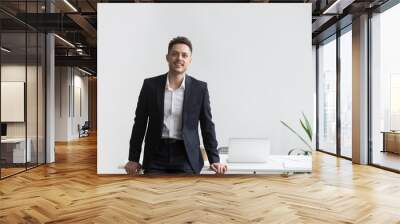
[{"left": 0, "top": 0, "right": 392, "bottom": 75}]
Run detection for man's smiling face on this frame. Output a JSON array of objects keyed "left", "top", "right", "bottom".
[{"left": 166, "top": 43, "right": 192, "bottom": 74}]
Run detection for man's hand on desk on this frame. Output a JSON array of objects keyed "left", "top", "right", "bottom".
[
  {"left": 210, "top": 163, "right": 228, "bottom": 174},
  {"left": 125, "top": 161, "right": 142, "bottom": 175}
]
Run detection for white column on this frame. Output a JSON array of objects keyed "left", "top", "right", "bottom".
[
  {"left": 45, "top": 0, "right": 56, "bottom": 163},
  {"left": 46, "top": 32, "right": 55, "bottom": 163}
]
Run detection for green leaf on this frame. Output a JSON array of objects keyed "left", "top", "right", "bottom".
[
  {"left": 302, "top": 112, "right": 313, "bottom": 142},
  {"left": 280, "top": 120, "right": 313, "bottom": 152},
  {"left": 300, "top": 119, "right": 308, "bottom": 135},
  {"left": 300, "top": 119, "right": 312, "bottom": 142}
]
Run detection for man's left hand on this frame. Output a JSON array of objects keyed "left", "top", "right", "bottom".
[{"left": 210, "top": 163, "right": 228, "bottom": 174}]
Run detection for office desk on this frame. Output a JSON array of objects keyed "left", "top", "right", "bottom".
[
  {"left": 382, "top": 131, "right": 400, "bottom": 154},
  {"left": 117, "top": 155, "right": 312, "bottom": 175},
  {"left": 1, "top": 138, "right": 32, "bottom": 163},
  {"left": 201, "top": 154, "right": 312, "bottom": 174}
]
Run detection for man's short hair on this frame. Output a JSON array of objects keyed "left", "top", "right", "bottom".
[{"left": 168, "top": 36, "right": 193, "bottom": 53}]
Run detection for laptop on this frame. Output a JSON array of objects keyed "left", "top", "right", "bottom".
[{"left": 226, "top": 138, "right": 270, "bottom": 163}]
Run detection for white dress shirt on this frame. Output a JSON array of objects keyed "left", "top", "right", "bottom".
[{"left": 161, "top": 74, "right": 185, "bottom": 140}]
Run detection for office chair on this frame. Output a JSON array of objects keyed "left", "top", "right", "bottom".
[{"left": 79, "top": 121, "right": 90, "bottom": 138}]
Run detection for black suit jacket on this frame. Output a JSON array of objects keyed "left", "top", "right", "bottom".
[{"left": 129, "top": 73, "right": 220, "bottom": 174}]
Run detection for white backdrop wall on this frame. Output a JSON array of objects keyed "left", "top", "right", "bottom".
[{"left": 98, "top": 3, "right": 313, "bottom": 174}]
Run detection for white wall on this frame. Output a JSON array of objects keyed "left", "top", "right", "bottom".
[
  {"left": 55, "top": 67, "right": 89, "bottom": 141},
  {"left": 72, "top": 72, "right": 89, "bottom": 138},
  {"left": 1, "top": 65, "right": 41, "bottom": 138},
  {"left": 98, "top": 3, "right": 313, "bottom": 174},
  {"left": 312, "top": 45, "right": 317, "bottom": 148},
  {"left": 55, "top": 67, "right": 69, "bottom": 141}
]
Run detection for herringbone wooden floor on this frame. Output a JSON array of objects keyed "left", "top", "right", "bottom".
[{"left": 1, "top": 134, "right": 400, "bottom": 224}]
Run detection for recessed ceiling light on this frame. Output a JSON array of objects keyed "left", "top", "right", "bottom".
[
  {"left": 1, "top": 47, "right": 11, "bottom": 53},
  {"left": 322, "top": 0, "right": 354, "bottom": 15},
  {"left": 54, "top": 34, "right": 75, "bottom": 48},
  {"left": 63, "top": 0, "right": 78, "bottom": 12},
  {"left": 78, "top": 67, "right": 93, "bottom": 76}
]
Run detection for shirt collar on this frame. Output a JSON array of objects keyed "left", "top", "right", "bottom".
[{"left": 166, "top": 73, "right": 186, "bottom": 90}]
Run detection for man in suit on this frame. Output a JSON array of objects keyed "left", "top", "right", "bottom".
[{"left": 125, "top": 36, "right": 227, "bottom": 175}]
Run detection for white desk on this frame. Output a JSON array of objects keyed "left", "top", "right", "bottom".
[
  {"left": 1, "top": 138, "right": 32, "bottom": 163},
  {"left": 201, "top": 154, "right": 312, "bottom": 174}
]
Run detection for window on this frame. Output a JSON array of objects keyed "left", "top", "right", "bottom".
[
  {"left": 371, "top": 3, "right": 400, "bottom": 171},
  {"left": 318, "top": 37, "right": 337, "bottom": 154},
  {"left": 339, "top": 29, "right": 352, "bottom": 158}
]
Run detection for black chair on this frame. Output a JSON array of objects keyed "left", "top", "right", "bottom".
[{"left": 79, "top": 121, "right": 90, "bottom": 138}]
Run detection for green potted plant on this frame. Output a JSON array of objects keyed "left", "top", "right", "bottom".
[{"left": 280, "top": 112, "right": 313, "bottom": 156}]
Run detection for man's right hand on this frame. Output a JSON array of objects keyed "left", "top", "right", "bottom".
[{"left": 125, "top": 161, "right": 142, "bottom": 175}]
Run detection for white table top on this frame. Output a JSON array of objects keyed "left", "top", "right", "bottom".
[
  {"left": 1, "top": 138, "right": 29, "bottom": 144},
  {"left": 201, "top": 154, "right": 312, "bottom": 174}
]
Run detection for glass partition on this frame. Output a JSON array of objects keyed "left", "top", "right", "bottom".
[
  {"left": 27, "top": 31, "right": 38, "bottom": 169},
  {"left": 0, "top": 1, "right": 46, "bottom": 179},
  {"left": 0, "top": 31, "right": 28, "bottom": 177}
]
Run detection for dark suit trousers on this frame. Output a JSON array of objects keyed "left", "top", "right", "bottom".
[{"left": 144, "top": 139, "right": 195, "bottom": 175}]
